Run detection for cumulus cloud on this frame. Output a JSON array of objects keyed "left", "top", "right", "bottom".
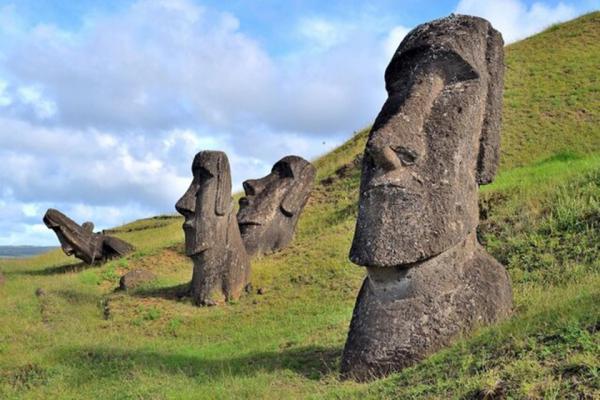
[
  {"left": 456, "top": 0, "right": 578, "bottom": 42},
  {"left": 383, "top": 25, "right": 411, "bottom": 59},
  {"left": 0, "top": 0, "right": 408, "bottom": 245},
  {"left": 298, "top": 17, "right": 349, "bottom": 51},
  {"left": 1, "top": 0, "right": 588, "bottom": 245}
]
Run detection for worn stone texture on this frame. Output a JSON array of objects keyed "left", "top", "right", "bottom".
[
  {"left": 119, "top": 269, "right": 157, "bottom": 290},
  {"left": 176, "top": 151, "right": 250, "bottom": 306},
  {"left": 342, "top": 14, "right": 512, "bottom": 381},
  {"left": 350, "top": 14, "right": 504, "bottom": 267},
  {"left": 43, "top": 208, "right": 134, "bottom": 265},
  {"left": 237, "top": 156, "right": 316, "bottom": 256},
  {"left": 341, "top": 234, "right": 512, "bottom": 381}
]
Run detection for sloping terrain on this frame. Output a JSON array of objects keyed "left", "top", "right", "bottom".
[{"left": 0, "top": 12, "right": 599, "bottom": 399}]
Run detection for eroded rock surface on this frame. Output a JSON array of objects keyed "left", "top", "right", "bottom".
[
  {"left": 119, "top": 269, "right": 157, "bottom": 290},
  {"left": 176, "top": 151, "right": 250, "bottom": 306},
  {"left": 341, "top": 14, "right": 512, "bottom": 381},
  {"left": 43, "top": 209, "right": 133, "bottom": 265},
  {"left": 237, "top": 156, "right": 315, "bottom": 256}
]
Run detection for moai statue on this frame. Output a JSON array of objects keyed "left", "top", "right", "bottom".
[
  {"left": 237, "top": 156, "right": 316, "bottom": 256},
  {"left": 176, "top": 151, "right": 250, "bottom": 306},
  {"left": 43, "top": 208, "right": 134, "bottom": 265},
  {"left": 341, "top": 15, "right": 513, "bottom": 381}
]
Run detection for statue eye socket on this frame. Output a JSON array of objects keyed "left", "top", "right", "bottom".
[
  {"left": 196, "top": 167, "right": 214, "bottom": 180},
  {"left": 392, "top": 146, "right": 419, "bottom": 166},
  {"left": 273, "top": 162, "right": 294, "bottom": 178}
]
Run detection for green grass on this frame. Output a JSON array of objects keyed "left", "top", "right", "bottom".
[
  {"left": 501, "top": 12, "right": 600, "bottom": 169},
  {"left": 0, "top": 12, "right": 599, "bottom": 400}
]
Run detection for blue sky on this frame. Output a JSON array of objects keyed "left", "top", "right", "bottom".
[{"left": 0, "top": 0, "right": 597, "bottom": 245}]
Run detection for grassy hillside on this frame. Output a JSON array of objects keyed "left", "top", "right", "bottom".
[
  {"left": 1, "top": 13, "right": 599, "bottom": 400},
  {"left": 501, "top": 11, "right": 600, "bottom": 169}
]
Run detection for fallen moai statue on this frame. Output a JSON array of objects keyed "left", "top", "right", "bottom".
[
  {"left": 237, "top": 155, "right": 316, "bottom": 256},
  {"left": 341, "top": 14, "right": 513, "bottom": 381},
  {"left": 176, "top": 151, "right": 250, "bottom": 306},
  {"left": 43, "top": 208, "right": 134, "bottom": 265}
]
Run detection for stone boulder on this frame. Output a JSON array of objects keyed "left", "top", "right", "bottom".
[{"left": 119, "top": 269, "right": 157, "bottom": 291}]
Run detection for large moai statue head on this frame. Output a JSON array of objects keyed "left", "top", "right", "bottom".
[
  {"left": 350, "top": 14, "right": 504, "bottom": 267},
  {"left": 176, "top": 151, "right": 233, "bottom": 257},
  {"left": 43, "top": 208, "right": 133, "bottom": 265},
  {"left": 176, "top": 151, "right": 250, "bottom": 306},
  {"left": 237, "top": 156, "right": 316, "bottom": 256},
  {"left": 341, "top": 15, "right": 511, "bottom": 381}
]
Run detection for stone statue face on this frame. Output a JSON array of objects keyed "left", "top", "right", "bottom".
[
  {"left": 350, "top": 15, "right": 503, "bottom": 267},
  {"left": 175, "top": 151, "right": 232, "bottom": 256},
  {"left": 43, "top": 208, "right": 103, "bottom": 264},
  {"left": 237, "top": 155, "right": 315, "bottom": 255}
]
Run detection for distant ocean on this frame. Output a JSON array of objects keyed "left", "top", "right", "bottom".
[{"left": 0, "top": 246, "right": 58, "bottom": 258}]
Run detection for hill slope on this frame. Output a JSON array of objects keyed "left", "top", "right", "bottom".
[{"left": 0, "top": 12, "right": 599, "bottom": 399}]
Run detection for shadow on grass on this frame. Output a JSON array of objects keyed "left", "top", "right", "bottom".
[
  {"left": 12, "top": 261, "right": 93, "bottom": 276},
  {"left": 60, "top": 345, "right": 342, "bottom": 381},
  {"left": 131, "top": 282, "right": 190, "bottom": 300},
  {"left": 54, "top": 289, "right": 100, "bottom": 305}
]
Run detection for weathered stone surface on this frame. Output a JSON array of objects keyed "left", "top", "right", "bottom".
[
  {"left": 176, "top": 151, "right": 250, "bottom": 306},
  {"left": 342, "top": 234, "right": 512, "bottom": 381},
  {"left": 43, "top": 209, "right": 134, "bottom": 265},
  {"left": 342, "top": 14, "right": 512, "bottom": 381},
  {"left": 237, "top": 156, "right": 316, "bottom": 256},
  {"left": 119, "top": 269, "right": 157, "bottom": 290}
]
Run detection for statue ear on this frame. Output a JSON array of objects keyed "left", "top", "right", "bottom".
[
  {"left": 281, "top": 164, "right": 316, "bottom": 217},
  {"left": 215, "top": 154, "right": 232, "bottom": 216},
  {"left": 477, "top": 24, "right": 504, "bottom": 185},
  {"left": 82, "top": 222, "right": 94, "bottom": 232}
]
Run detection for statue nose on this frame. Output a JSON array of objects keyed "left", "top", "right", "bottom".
[
  {"left": 175, "top": 186, "right": 196, "bottom": 216},
  {"left": 369, "top": 145, "right": 403, "bottom": 172},
  {"left": 243, "top": 179, "right": 262, "bottom": 196}
]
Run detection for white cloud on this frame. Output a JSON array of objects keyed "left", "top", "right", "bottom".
[
  {"left": 0, "top": 79, "right": 11, "bottom": 106},
  {"left": 297, "top": 17, "right": 349, "bottom": 51},
  {"left": 21, "top": 203, "right": 39, "bottom": 217},
  {"left": 455, "top": 0, "right": 577, "bottom": 43},
  {"left": 17, "top": 85, "right": 58, "bottom": 119},
  {"left": 4, "top": 0, "right": 583, "bottom": 245},
  {"left": 383, "top": 25, "right": 410, "bottom": 59}
]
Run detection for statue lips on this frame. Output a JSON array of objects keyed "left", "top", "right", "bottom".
[
  {"left": 237, "top": 196, "right": 264, "bottom": 227},
  {"left": 181, "top": 218, "right": 213, "bottom": 256},
  {"left": 365, "top": 171, "right": 421, "bottom": 197},
  {"left": 181, "top": 218, "right": 195, "bottom": 231},
  {"left": 366, "top": 183, "right": 410, "bottom": 192}
]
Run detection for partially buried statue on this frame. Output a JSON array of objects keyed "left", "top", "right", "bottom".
[
  {"left": 43, "top": 209, "right": 133, "bottom": 265},
  {"left": 341, "top": 15, "right": 513, "bottom": 381},
  {"left": 237, "top": 156, "right": 316, "bottom": 256},
  {"left": 176, "top": 151, "right": 250, "bottom": 306}
]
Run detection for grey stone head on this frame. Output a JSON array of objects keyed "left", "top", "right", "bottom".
[
  {"left": 43, "top": 208, "right": 133, "bottom": 264},
  {"left": 175, "top": 151, "right": 233, "bottom": 257},
  {"left": 43, "top": 208, "right": 103, "bottom": 264},
  {"left": 350, "top": 14, "right": 504, "bottom": 267},
  {"left": 237, "top": 155, "right": 316, "bottom": 256}
]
